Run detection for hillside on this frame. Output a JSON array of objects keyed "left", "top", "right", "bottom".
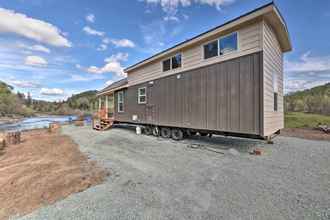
[
  {"left": 285, "top": 82, "right": 330, "bottom": 115},
  {"left": 0, "top": 81, "right": 34, "bottom": 117},
  {"left": 0, "top": 81, "right": 98, "bottom": 117}
]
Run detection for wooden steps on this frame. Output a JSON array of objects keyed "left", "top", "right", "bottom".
[{"left": 93, "top": 118, "right": 114, "bottom": 131}]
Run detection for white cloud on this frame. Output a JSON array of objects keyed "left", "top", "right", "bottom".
[
  {"left": 163, "top": 15, "right": 179, "bottom": 22},
  {"left": 105, "top": 80, "right": 114, "bottom": 86},
  {"left": 97, "top": 44, "right": 107, "bottom": 51},
  {"left": 24, "top": 55, "right": 48, "bottom": 67},
  {"left": 40, "top": 88, "right": 64, "bottom": 96},
  {"left": 142, "top": 0, "right": 234, "bottom": 18},
  {"left": 18, "top": 43, "right": 50, "bottom": 53},
  {"left": 6, "top": 79, "right": 41, "bottom": 88},
  {"left": 83, "top": 52, "right": 128, "bottom": 77},
  {"left": 285, "top": 52, "right": 330, "bottom": 73},
  {"left": 0, "top": 8, "right": 71, "bottom": 47},
  {"left": 285, "top": 79, "right": 329, "bottom": 94},
  {"left": 86, "top": 62, "right": 124, "bottom": 76},
  {"left": 83, "top": 26, "right": 104, "bottom": 36},
  {"left": 102, "top": 37, "right": 111, "bottom": 44},
  {"left": 102, "top": 37, "right": 135, "bottom": 48},
  {"left": 70, "top": 74, "right": 105, "bottom": 82},
  {"left": 110, "top": 39, "right": 135, "bottom": 48},
  {"left": 86, "top": 13, "right": 95, "bottom": 23},
  {"left": 104, "top": 52, "right": 128, "bottom": 62}
]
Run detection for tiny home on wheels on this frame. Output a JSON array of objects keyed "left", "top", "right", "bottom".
[{"left": 95, "top": 2, "right": 292, "bottom": 140}]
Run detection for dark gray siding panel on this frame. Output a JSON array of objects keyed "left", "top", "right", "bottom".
[{"left": 114, "top": 52, "right": 262, "bottom": 135}]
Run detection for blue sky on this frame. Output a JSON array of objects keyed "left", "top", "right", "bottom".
[{"left": 0, "top": 0, "right": 329, "bottom": 101}]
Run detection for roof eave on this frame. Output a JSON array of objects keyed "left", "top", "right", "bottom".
[{"left": 124, "top": 2, "right": 276, "bottom": 73}]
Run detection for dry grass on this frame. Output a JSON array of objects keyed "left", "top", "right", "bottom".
[{"left": 0, "top": 129, "right": 108, "bottom": 220}]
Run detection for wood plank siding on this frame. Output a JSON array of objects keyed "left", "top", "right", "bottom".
[
  {"left": 114, "top": 52, "right": 263, "bottom": 136},
  {"left": 262, "top": 21, "right": 284, "bottom": 136},
  {"left": 127, "top": 22, "right": 263, "bottom": 87}
]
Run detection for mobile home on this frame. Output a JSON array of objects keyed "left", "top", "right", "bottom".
[{"left": 96, "top": 3, "right": 292, "bottom": 140}]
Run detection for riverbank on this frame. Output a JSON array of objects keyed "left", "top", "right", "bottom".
[
  {"left": 0, "top": 116, "right": 23, "bottom": 125},
  {"left": 0, "top": 115, "right": 79, "bottom": 132}
]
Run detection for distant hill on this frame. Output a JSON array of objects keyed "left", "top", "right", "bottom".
[
  {"left": 66, "top": 90, "right": 98, "bottom": 112},
  {"left": 285, "top": 83, "right": 330, "bottom": 115},
  {"left": 0, "top": 80, "right": 98, "bottom": 117}
]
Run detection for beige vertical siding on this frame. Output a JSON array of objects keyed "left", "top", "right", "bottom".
[
  {"left": 263, "top": 21, "right": 284, "bottom": 136},
  {"left": 128, "top": 22, "right": 263, "bottom": 86}
]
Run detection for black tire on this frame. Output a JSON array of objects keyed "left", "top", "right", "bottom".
[
  {"left": 189, "top": 131, "right": 197, "bottom": 136},
  {"left": 144, "top": 126, "right": 152, "bottom": 135},
  {"left": 160, "top": 127, "right": 171, "bottom": 138},
  {"left": 171, "top": 129, "right": 184, "bottom": 141},
  {"left": 199, "top": 132, "right": 208, "bottom": 137},
  {"left": 152, "top": 127, "right": 160, "bottom": 136}
]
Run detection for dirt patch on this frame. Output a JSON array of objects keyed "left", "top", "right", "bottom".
[
  {"left": 281, "top": 128, "right": 330, "bottom": 141},
  {"left": 0, "top": 129, "right": 108, "bottom": 220}
]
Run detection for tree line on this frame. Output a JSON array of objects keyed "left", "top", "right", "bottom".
[
  {"left": 0, "top": 81, "right": 98, "bottom": 117},
  {"left": 284, "top": 83, "right": 330, "bottom": 116}
]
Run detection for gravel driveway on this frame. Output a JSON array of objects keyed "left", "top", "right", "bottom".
[{"left": 17, "top": 125, "right": 330, "bottom": 220}]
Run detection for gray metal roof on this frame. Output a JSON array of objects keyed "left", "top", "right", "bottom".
[{"left": 98, "top": 78, "right": 128, "bottom": 95}]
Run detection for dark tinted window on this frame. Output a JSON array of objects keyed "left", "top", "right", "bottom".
[
  {"left": 220, "top": 32, "right": 238, "bottom": 55},
  {"left": 172, "top": 54, "right": 181, "bottom": 69},
  {"left": 274, "top": 92, "right": 278, "bottom": 111},
  {"left": 163, "top": 59, "right": 171, "bottom": 72},
  {"left": 204, "top": 40, "right": 218, "bottom": 59}
]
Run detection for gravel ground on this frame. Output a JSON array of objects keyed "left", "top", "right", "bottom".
[{"left": 16, "top": 125, "right": 330, "bottom": 220}]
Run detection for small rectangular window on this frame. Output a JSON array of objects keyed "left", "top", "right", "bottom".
[
  {"left": 162, "top": 59, "right": 171, "bottom": 72},
  {"left": 172, "top": 54, "right": 181, "bottom": 69},
  {"left": 138, "top": 87, "right": 146, "bottom": 104},
  {"left": 220, "top": 32, "right": 238, "bottom": 55},
  {"left": 117, "top": 91, "right": 124, "bottom": 112},
  {"left": 274, "top": 92, "right": 278, "bottom": 111},
  {"left": 272, "top": 73, "right": 278, "bottom": 111},
  {"left": 204, "top": 40, "right": 218, "bottom": 59}
]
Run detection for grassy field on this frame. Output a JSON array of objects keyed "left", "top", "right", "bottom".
[{"left": 285, "top": 112, "right": 330, "bottom": 128}]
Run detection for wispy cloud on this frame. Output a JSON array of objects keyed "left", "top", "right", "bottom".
[
  {"left": 141, "top": 0, "right": 234, "bottom": 21},
  {"left": 102, "top": 37, "right": 135, "bottom": 48},
  {"left": 97, "top": 44, "right": 107, "bottom": 51},
  {"left": 69, "top": 74, "right": 105, "bottom": 82},
  {"left": 40, "top": 87, "right": 64, "bottom": 96},
  {"left": 86, "top": 13, "right": 95, "bottom": 23},
  {"left": 163, "top": 15, "right": 179, "bottom": 22},
  {"left": 284, "top": 51, "right": 330, "bottom": 93},
  {"left": 285, "top": 51, "right": 330, "bottom": 73},
  {"left": 24, "top": 55, "right": 48, "bottom": 67},
  {"left": 0, "top": 8, "right": 71, "bottom": 47},
  {"left": 3, "top": 78, "right": 42, "bottom": 88},
  {"left": 17, "top": 43, "right": 51, "bottom": 53},
  {"left": 285, "top": 79, "right": 329, "bottom": 94},
  {"left": 83, "top": 26, "right": 105, "bottom": 36}
]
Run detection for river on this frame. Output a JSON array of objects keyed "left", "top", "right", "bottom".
[{"left": 0, "top": 115, "right": 80, "bottom": 132}]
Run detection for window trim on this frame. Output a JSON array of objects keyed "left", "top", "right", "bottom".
[
  {"left": 219, "top": 31, "right": 239, "bottom": 56},
  {"left": 202, "top": 39, "right": 219, "bottom": 60},
  {"left": 162, "top": 53, "right": 182, "bottom": 72},
  {"left": 138, "top": 87, "right": 147, "bottom": 104},
  {"left": 162, "top": 58, "right": 171, "bottom": 72},
  {"left": 117, "top": 91, "right": 124, "bottom": 113},
  {"left": 202, "top": 31, "right": 239, "bottom": 60}
]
